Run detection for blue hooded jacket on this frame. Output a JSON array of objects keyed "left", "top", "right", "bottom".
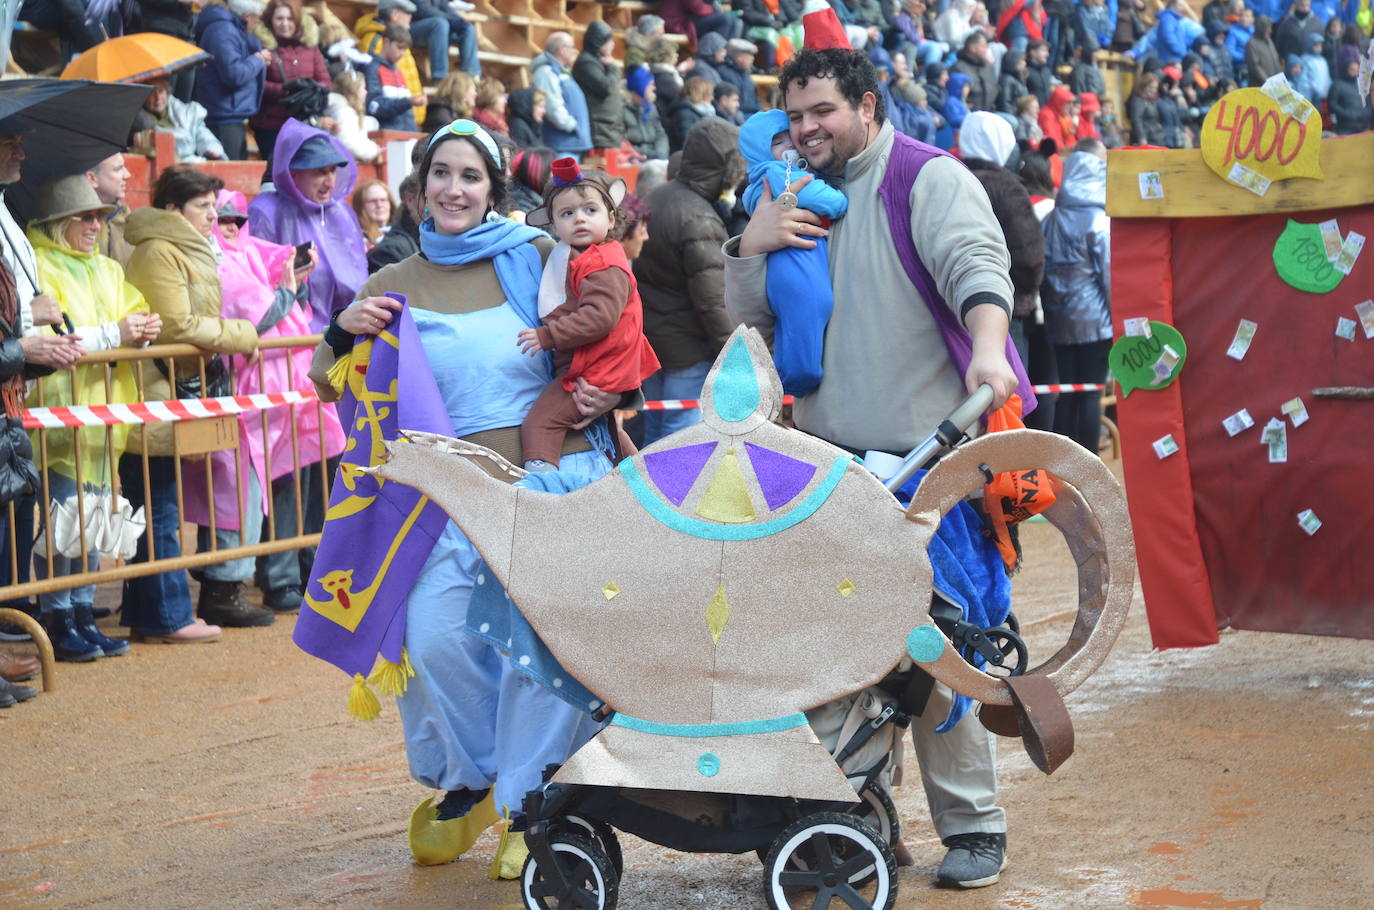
[
  {"left": 194, "top": 3, "right": 266, "bottom": 124},
  {"left": 739, "top": 110, "right": 848, "bottom": 218},
  {"left": 943, "top": 71, "right": 972, "bottom": 130},
  {"left": 736, "top": 109, "right": 848, "bottom": 399},
  {"left": 1224, "top": 22, "right": 1253, "bottom": 72}
]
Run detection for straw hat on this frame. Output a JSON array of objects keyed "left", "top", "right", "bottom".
[{"left": 31, "top": 175, "right": 114, "bottom": 225}]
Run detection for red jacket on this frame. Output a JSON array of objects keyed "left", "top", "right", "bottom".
[
  {"left": 250, "top": 34, "right": 331, "bottom": 131},
  {"left": 552, "top": 242, "right": 660, "bottom": 393}
]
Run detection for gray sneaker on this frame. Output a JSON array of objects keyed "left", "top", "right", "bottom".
[{"left": 936, "top": 832, "right": 1007, "bottom": 888}]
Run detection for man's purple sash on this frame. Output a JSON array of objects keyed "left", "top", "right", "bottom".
[{"left": 875, "top": 130, "right": 1038, "bottom": 415}]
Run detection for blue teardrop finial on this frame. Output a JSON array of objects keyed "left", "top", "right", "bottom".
[{"left": 712, "top": 336, "right": 760, "bottom": 423}]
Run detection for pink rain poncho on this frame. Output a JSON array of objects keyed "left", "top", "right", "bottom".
[{"left": 181, "top": 189, "right": 346, "bottom": 531}]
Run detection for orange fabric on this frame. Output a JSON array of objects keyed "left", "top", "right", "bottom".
[
  {"left": 776, "top": 33, "right": 795, "bottom": 67},
  {"left": 762, "top": 0, "right": 779, "bottom": 13},
  {"left": 981, "top": 395, "right": 1057, "bottom": 570}
]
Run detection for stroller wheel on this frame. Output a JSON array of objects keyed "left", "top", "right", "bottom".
[
  {"left": 521, "top": 832, "right": 619, "bottom": 910},
  {"left": 854, "top": 784, "right": 900, "bottom": 849},
  {"left": 763, "top": 812, "right": 897, "bottom": 910},
  {"left": 555, "top": 814, "right": 624, "bottom": 878}
]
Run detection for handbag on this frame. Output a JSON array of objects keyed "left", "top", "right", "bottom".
[
  {"left": 277, "top": 56, "right": 329, "bottom": 122},
  {"left": 155, "top": 353, "right": 232, "bottom": 400}
]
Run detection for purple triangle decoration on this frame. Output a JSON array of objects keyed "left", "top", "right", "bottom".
[
  {"left": 644, "top": 442, "right": 718, "bottom": 506},
  {"left": 745, "top": 442, "right": 818, "bottom": 511}
]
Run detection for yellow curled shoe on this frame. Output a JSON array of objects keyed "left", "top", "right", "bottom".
[
  {"left": 408, "top": 790, "right": 500, "bottom": 866},
  {"left": 488, "top": 823, "right": 531, "bottom": 881}
]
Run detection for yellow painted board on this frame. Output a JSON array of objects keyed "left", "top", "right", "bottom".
[{"left": 1106, "top": 133, "right": 1374, "bottom": 219}]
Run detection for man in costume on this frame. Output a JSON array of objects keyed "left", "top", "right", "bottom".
[{"left": 723, "top": 0, "right": 1033, "bottom": 888}]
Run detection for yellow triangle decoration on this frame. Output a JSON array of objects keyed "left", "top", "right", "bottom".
[
  {"left": 706, "top": 584, "right": 730, "bottom": 645},
  {"left": 694, "top": 449, "right": 756, "bottom": 524}
]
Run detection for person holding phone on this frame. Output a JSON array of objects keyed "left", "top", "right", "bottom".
[{"left": 248, "top": 121, "right": 363, "bottom": 610}]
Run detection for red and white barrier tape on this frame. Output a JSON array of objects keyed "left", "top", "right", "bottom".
[
  {"left": 642, "top": 384, "right": 1106, "bottom": 411},
  {"left": 1031, "top": 383, "right": 1106, "bottom": 393},
  {"left": 21, "top": 391, "right": 316, "bottom": 430}
]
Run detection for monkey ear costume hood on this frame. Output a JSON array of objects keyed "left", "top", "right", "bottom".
[{"left": 524, "top": 157, "right": 627, "bottom": 231}]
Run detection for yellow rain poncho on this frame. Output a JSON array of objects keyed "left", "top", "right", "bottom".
[{"left": 26, "top": 226, "right": 146, "bottom": 489}]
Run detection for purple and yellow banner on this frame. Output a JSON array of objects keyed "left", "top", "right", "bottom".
[{"left": 293, "top": 298, "right": 453, "bottom": 681}]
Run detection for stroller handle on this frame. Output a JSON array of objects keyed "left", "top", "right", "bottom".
[{"left": 883, "top": 384, "right": 996, "bottom": 493}]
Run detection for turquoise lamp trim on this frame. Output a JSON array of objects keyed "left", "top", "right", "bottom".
[{"left": 611, "top": 711, "right": 809, "bottom": 737}]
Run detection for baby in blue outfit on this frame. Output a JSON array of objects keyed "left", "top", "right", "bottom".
[{"left": 739, "top": 109, "right": 849, "bottom": 398}]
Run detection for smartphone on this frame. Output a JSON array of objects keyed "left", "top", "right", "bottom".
[{"left": 292, "top": 241, "right": 314, "bottom": 270}]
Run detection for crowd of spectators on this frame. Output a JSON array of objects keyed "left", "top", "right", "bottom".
[{"left": 1, "top": 0, "right": 1372, "bottom": 701}]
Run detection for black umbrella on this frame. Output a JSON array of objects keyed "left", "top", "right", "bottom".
[{"left": 0, "top": 78, "right": 152, "bottom": 223}]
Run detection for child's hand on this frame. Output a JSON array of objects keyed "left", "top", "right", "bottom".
[{"left": 517, "top": 328, "right": 544, "bottom": 355}]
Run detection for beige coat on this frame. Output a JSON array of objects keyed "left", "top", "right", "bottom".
[{"left": 122, "top": 206, "right": 258, "bottom": 455}]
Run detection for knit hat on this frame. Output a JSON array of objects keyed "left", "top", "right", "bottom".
[
  {"left": 31, "top": 174, "right": 114, "bottom": 225},
  {"left": 378, "top": 0, "right": 417, "bottom": 13},
  {"left": 698, "top": 32, "right": 727, "bottom": 57},
  {"left": 801, "top": 0, "right": 852, "bottom": 50},
  {"left": 226, "top": 0, "right": 267, "bottom": 18},
  {"left": 627, "top": 64, "right": 654, "bottom": 99},
  {"left": 525, "top": 157, "right": 626, "bottom": 231}
]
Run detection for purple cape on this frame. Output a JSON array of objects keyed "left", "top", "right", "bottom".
[{"left": 248, "top": 118, "right": 369, "bottom": 331}]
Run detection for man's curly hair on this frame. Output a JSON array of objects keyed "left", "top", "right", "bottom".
[{"left": 778, "top": 48, "right": 887, "bottom": 125}]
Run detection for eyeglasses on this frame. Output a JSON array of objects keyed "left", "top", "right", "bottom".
[{"left": 77, "top": 212, "right": 104, "bottom": 224}]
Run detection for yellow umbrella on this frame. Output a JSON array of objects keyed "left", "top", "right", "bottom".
[{"left": 60, "top": 32, "right": 210, "bottom": 83}]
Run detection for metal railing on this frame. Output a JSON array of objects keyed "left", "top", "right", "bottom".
[{"left": 1, "top": 334, "right": 333, "bottom": 601}]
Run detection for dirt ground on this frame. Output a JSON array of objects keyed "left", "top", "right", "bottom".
[{"left": 3, "top": 504, "right": 1373, "bottom": 909}]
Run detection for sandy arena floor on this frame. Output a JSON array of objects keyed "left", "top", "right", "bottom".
[{"left": 3, "top": 505, "right": 1373, "bottom": 909}]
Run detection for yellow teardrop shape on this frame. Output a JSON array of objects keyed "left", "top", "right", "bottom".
[
  {"left": 706, "top": 584, "right": 730, "bottom": 645},
  {"left": 694, "top": 450, "right": 757, "bottom": 524}
]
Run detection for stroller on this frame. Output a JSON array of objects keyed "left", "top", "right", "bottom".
[{"left": 377, "top": 328, "right": 1135, "bottom": 910}]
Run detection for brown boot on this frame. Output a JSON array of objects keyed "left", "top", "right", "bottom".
[
  {"left": 198, "top": 580, "right": 275, "bottom": 628},
  {"left": 0, "top": 650, "right": 39, "bottom": 682}
]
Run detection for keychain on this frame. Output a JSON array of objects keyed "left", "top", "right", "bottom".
[{"left": 775, "top": 148, "right": 807, "bottom": 210}]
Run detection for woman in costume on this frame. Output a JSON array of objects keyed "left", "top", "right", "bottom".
[{"left": 309, "top": 119, "right": 620, "bottom": 873}]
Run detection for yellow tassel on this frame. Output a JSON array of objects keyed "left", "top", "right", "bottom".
[
  {"left": 325, "top": 349, "right": 355, "bottom": 398},
  {"left": 347, "top": 672, "right": 381, "bottom": 721},
  {"left": 368, "top": 648, "right": 416, "bottom": 697}
]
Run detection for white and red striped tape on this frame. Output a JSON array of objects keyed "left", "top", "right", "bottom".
[
  {"left": 641, "top": 384, "right": 1105, "bottom": 411},
  {"left": 21, "top": 391, "right": 316, "bottom": 430},
  {"left": 22, "top": 383, "right": 1111, "bottom": 425}
]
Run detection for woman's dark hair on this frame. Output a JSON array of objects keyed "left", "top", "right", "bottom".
[
  {"left": 152, "top": 164, "right": 225, "bottom": 210},
  {"left": 415, "top": 127, "right": 509, "bottom": 217},
  {"left": 1016, "top": 140, "right": 1056, "bottom": 199},
  {"left": 779, "top": 48, "right": 886, "bottom": 125}
]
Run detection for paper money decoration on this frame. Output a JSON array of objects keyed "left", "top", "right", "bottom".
[
  {"left": 1273, "top": 220, "right": 1346, "bottom": 294},
  {"left": 1200, "top": 87, "right": 1323, "bottom": 188},
  {"left": 1109, "top": 321, "right": 1188, "bottom": 398}
]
